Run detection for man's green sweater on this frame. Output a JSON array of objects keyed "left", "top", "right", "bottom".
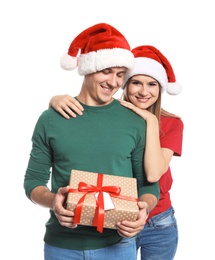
[{"left": 24, "top": 98, "right": 159, "bottom": 250}]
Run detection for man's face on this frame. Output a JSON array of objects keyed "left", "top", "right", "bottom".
[{"left": 83, "top": 67, "right": 127, "bottom": 106}]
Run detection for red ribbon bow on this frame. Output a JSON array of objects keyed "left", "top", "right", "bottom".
[{"left": 69, "top": 173, "right": 121, "bottom": 233}]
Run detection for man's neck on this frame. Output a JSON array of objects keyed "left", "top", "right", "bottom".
[{"left": 77, "top": 94, "right": 114, "bottom": 106}]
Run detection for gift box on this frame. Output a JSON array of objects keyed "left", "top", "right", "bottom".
[{"left": 66, "top": 170, "right": 139, "bottom": 233}]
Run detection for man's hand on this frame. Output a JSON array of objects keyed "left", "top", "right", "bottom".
[
  {"left": 53, "top": 186, "right": 77, "bottom": 228},
  {"left": 116, "top": 201, "right": 149, "bottom": 237}
]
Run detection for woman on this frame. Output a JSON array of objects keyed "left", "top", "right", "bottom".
[{"left": 49, "top": 45, "right": 184, "bottom": 260}]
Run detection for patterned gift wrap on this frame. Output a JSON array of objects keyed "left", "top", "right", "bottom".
[{"left": 66, "top": 170, "right": 139, "bottom": 233}]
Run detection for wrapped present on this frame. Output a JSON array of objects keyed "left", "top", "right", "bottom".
[{"left": 66, "top": 169, "right": 139, "bottom": 233}]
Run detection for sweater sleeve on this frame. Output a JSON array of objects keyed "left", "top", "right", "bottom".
[{"left": 24, "top": 110, "right": 52, "bottom": 200}]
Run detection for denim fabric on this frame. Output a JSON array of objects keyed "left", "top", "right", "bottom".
[
  {"left": 44, "top": 236, "right": 136, "bottom": 260},
  {"left": 136, "top": 206, "right": 178, "bottom": 260}
]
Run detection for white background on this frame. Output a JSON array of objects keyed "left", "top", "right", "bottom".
[{"left": 1, "top": 1, "right": 214, "bottom": 259}]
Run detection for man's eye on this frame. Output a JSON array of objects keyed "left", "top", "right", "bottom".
[
  {"left": 117, "top": 73, "right": 125, "bottom": 78},
  {"left": 102, "top": 69, "right": 111, "bottom": 74}
]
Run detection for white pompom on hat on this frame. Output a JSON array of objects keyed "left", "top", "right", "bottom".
[
  {"left": 60, "top": 23, "right": 134, "bottom": 76},
  {"left": 122, "top": 45, "right": 182, "bottom": 95}
]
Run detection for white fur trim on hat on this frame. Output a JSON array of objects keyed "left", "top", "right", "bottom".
[
  {"left": 122, "top": 57, "right": 167, "bottom": 89},
  {"left": 60, "top": 48, "right": 134, "bottom": 75},
  {"left": 77, "top": 48, "right": 134, "bottom": 76}
]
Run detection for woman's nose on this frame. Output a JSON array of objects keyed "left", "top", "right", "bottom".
[{"left": 139, "top": 86, "right": 148, "bottom": 95}]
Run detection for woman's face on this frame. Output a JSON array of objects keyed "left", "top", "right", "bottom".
[{"left": 126, "top": 75, "right": 160, "bottom": 109}]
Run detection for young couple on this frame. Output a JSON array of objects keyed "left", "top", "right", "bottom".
[{"left": 24, "top": 22, "right": 183, "bottom": 260}]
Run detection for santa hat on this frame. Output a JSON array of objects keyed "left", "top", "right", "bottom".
[
  {"left": 122, "top": 45, "right": 182, "bottom": 95},
  {"left": 60, "top": 23, "right": 134, "bottom": 76}
]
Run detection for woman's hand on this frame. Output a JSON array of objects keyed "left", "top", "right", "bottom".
[
  {"left": 119, "top": 99, "right": 152, "bottom": 121},
  {"left": 49, "top": 94, "right": 84, "bottom": 119}
]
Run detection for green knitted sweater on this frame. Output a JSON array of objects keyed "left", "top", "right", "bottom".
[{"left": 24, "top": 98, "right": 159, "bottom": 250}]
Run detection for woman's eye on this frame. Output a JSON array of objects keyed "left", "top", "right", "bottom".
[
  {"left": 149, "top": 83, "right": 158, "bottom": 87},
  {"left": 131, "top": 81, "right": 139, "bottom": 85}
]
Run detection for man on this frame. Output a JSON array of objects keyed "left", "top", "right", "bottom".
[{"left": 24, "top": 23, "right": 159, "bottom": 260}]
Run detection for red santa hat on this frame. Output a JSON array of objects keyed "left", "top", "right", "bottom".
[
  {"left": 122, "top": 45, "right": 182, "bottom": 95},
  {"left": 60, "top": 23, "right": 134, "bottom": 76}
]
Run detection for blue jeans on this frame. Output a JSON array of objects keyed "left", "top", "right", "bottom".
[
  {"left": 136, "top": 206, "right": 178, "bottom": 260},
  {"left": 44, "top": 237, "right": 136, "bottom": 260}
]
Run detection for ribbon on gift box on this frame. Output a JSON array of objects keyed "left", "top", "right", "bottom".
[{"left": 68, "top": 173, "right": 138, "bottom": 233}]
